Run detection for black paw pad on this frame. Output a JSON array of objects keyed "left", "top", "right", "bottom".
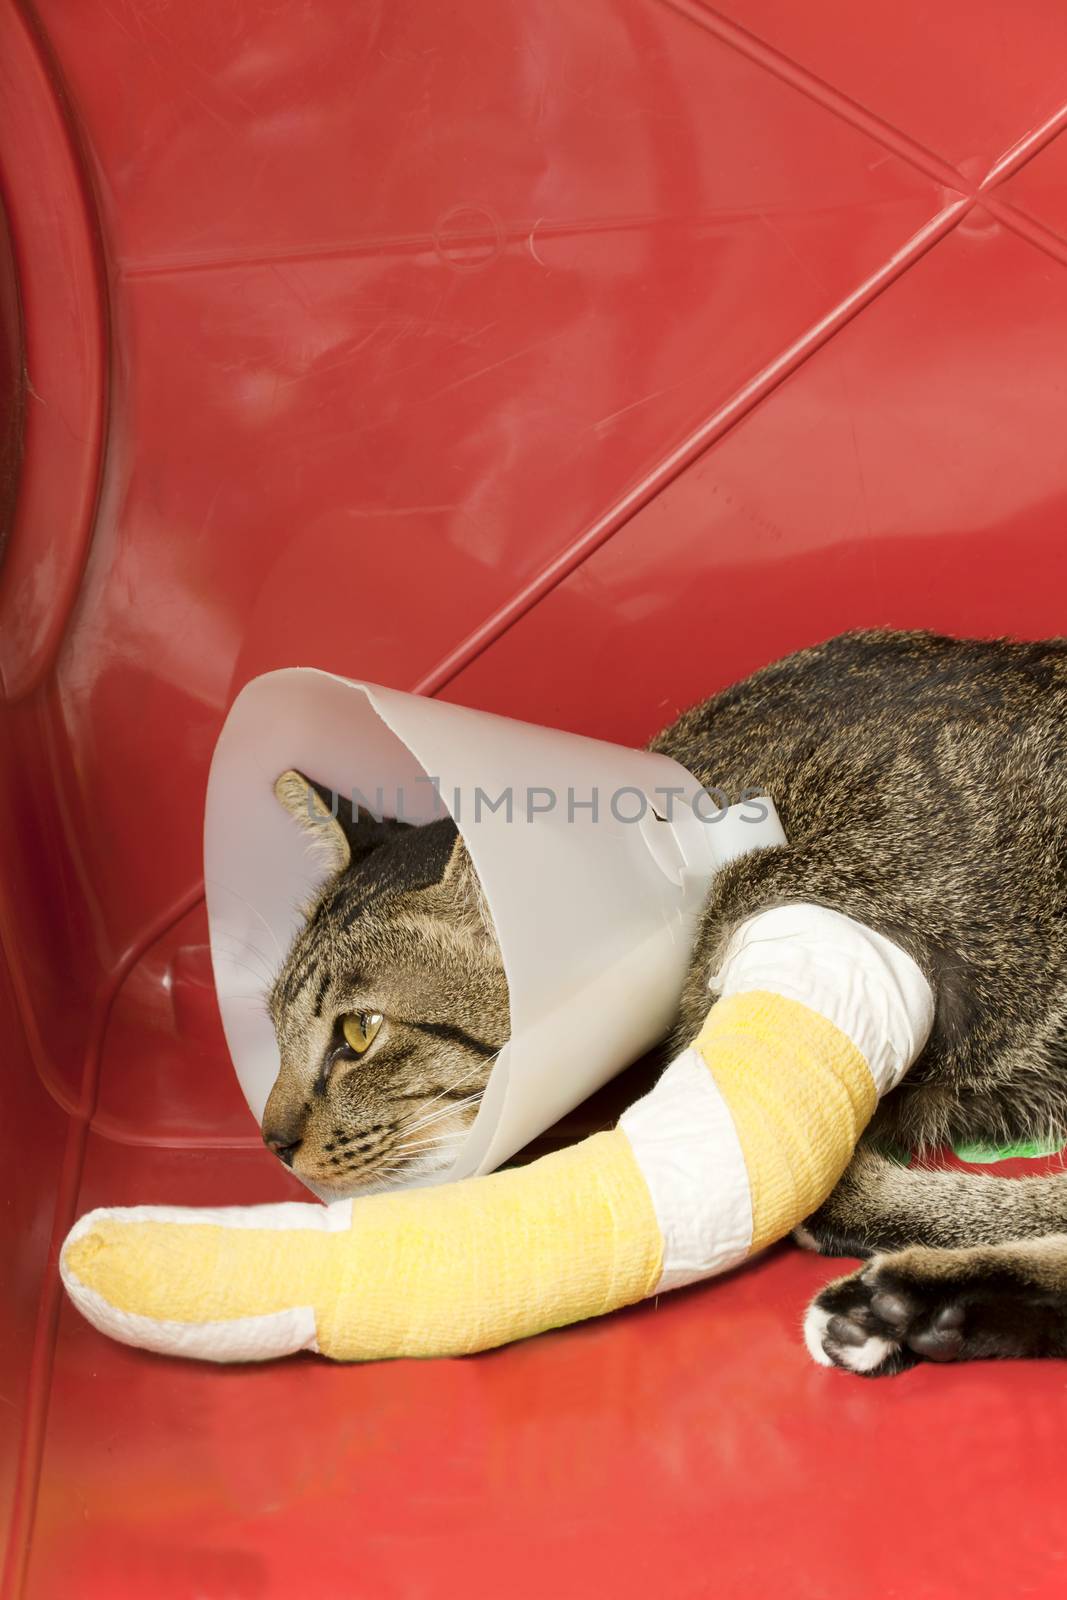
[
  {"left": 868, "top": 1289, "right": 913, "bottom": 1334},
  {"left": 906, "top": 1303, "right": 966, "bottom": 1362},
  {"left": 807, "top": 1262, "right": 974, "bottom": 1376}
]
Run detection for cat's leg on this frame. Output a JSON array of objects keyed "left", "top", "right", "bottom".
[
  {"left": 804, "top": 1236, "right": 1067, "bottom": 1374},
  {"left": 795, "top": 1146, "right": 1067, "bottom": 1255}
]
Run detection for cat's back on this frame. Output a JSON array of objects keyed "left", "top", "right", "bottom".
[{"left": 651, "top": 628, "right": 1067, "bottom": 820}]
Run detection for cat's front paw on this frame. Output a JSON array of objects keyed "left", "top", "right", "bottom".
[{"left": 804, "top": 1253, "right": 967, "bottom": 1376}]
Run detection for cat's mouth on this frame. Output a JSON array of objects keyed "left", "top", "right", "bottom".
[
  {"left": 291, "top": 1101, "right": 482, "bottom": 1196},
  {"left": 309, "top": 1144, "right": 460, "bottom": 1198},
  {"left": 273, "top": 1094, "right": 489, "bottom": 1196}
]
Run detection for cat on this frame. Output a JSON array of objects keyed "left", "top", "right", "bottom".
[{"left": 262, "top": 628, "right": 1067, "bottom": 1375}]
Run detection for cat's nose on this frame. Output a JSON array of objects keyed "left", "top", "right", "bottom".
[{"left": 264, "top": 1132, "right": 303, "bottom": 1168}]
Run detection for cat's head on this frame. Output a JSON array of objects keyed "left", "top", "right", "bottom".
[{"left": 262, "top": 770, "right": 509, "bottom": 1195}]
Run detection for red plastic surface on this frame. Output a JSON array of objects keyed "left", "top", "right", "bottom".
[{"left": 2, "top": 1, "right": 1066, "bottom": 1595}]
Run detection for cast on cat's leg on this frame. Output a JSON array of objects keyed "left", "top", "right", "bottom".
[
  {"left": 60, "top": 903, "right": 935, "bottom": 1363},
  {"left": 805, "top": 1237, "right": 1067, "bottom": 1375}
]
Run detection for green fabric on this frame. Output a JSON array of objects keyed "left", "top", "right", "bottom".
[
  {"left": 951, "top": 1135, "right": 1065, "bottom": 1164},
  {"left": 871, "top": 1135, "right": 1065, "bottom": 1167}
]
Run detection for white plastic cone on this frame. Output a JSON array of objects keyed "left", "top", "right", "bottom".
[{"left": 204, "top": 669, "right": 786, "bottom": 1189}]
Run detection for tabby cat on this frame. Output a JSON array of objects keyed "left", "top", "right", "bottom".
[{"left": 262, "top": 629, "right": 1067, "bottom": 1376}]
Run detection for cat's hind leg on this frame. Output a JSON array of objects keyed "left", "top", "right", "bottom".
[
  {"left": 804, "top": 1236, "right": 1067, "bottom": 1375},
  {"left": 796, "top": 1146, "right": 1067, "bottom": 1255}
]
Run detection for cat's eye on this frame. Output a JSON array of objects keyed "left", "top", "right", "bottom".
[{"left": 341, "top": 1011, "right": 383, "bottom": 1055}]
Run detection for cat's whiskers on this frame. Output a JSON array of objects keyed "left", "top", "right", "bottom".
[
  {"left": 397, "top": 1060, "right": 498, "bottom": 1128},
  {"left": 213, "top": 934, "right": 279, "bottom": 991},
  {"left": 361, "top": 1149, "right": 451, "bottom": 1187},
  {"left": 395, "top": 1093, "right": 482, "bottom": 1144},
  {"left": 206, "top": 880, "right": 284, "bottom": 962},
  {"left": 357, "top": 1169, "right": 407, "bottom": 1195},
  {"left": 212, "top": 922, "right": 278, "bottom": 968},
  {"left": 219, "top": 957, "right": 277, "bottom": 993},
  {"left": 392, "top": 1131, "right": 466, "bottom": 1157},
  {"left": 396, "top": 1075, "right": 489, "bottom": 1139},
  {"left": 327, "top": 1130, "right": 466, "bottom": 1195}
]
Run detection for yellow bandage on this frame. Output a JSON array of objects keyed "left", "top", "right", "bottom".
[
  {"left": 63, "top": 1130, "right": 663, "bottom": 1361},
  {"left": 61, "top": 907, "right": 934, "bottom": 1364},
  {"left": 696, "top": 991, "right": 876, "bottom": 1253},
  {"left": 61, "top": 993, "right": 870, "bottom": 1362}
]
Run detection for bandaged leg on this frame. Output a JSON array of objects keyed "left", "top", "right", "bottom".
[{"left": 61, "top": 906, "right": 933, "bottom": 1362}]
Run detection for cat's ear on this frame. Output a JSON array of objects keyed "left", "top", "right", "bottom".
[
  {"left": 274, "top": 770, "right": 352, "bottom": 873},
  {"left": 438, "top": 828, "right": 498, "bottom": 944},
  {"left": 273, "top": 770, "right": 402, "bottom": 875}
]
